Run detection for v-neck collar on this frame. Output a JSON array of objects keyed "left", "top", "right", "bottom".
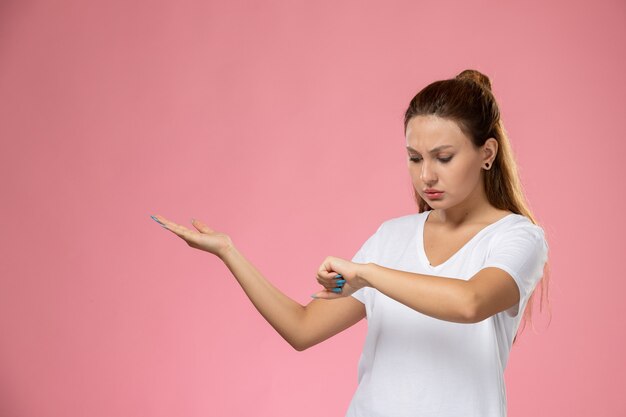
[{"left": 417, "top": 210, "right": 517, "bottom": 270}]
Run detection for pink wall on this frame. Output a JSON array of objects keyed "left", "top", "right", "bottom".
[{"left": 1, "top": 0, "right": 624, "bottom": 416}]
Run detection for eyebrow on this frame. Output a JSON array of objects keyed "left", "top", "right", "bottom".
[{"left": 406, "top": 145, "right": 454, "bottom": 153}]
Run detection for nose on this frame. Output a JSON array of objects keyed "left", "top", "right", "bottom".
[{"left": 420, "top": 159, "right": 437, "bottom": 185}]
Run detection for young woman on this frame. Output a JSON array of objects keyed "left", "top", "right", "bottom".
[{"left": 150, "top": 69, "right": 551, "bottom": 417}]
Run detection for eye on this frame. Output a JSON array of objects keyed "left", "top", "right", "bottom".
[{"left": 409, "top": 156, "right": 453, "bottom": 163}]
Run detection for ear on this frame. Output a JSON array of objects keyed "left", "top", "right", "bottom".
[{"left": 482, "top": 138, "right": 498, "bottom": 165}]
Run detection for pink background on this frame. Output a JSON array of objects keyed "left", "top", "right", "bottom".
[{"left": 1, "top": 0, "right": 624, "bottom": 416}]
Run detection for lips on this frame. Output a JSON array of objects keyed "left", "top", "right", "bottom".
[{"left": 424, "top": 189, "right": 444, "bottom": 199}]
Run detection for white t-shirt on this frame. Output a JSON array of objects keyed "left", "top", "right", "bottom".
[{"left": 346, "top": 210, "right": 549, "bottom": 417}]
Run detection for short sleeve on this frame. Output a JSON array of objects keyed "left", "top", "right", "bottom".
[
  {"left": 350, "top": 224, "right": 383, "bottom": 304},
  {"left": 482, "top": 224, "right": 549, "bottom": 318}
]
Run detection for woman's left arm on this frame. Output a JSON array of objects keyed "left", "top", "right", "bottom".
[
  {"left": 359, "top": 263, "right": 521, "bottom": 323},
  {"left": 314, "top": 257, "right": 475, "bottom": 323},
  {"left": 359, "top": 263, "right": 476, "bottom": 323},
  {"left": 314, "top": 257, "right": 518, "bottom": 323}
]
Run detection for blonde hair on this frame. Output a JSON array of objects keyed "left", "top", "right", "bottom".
[{"left": 403, "top": 69, "right": 552, "bottom": 345}]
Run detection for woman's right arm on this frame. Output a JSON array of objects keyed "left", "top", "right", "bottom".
[
  {"left": 219, "top": 244, "right": 366, "bottom": 351},
  {"left": 151, "top": 215, "right": 366, "bottom": 351}
]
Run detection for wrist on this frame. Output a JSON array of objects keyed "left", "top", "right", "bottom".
[
  {"left": 356, "top": 262, "right": 376, "bottom": 288},
  {"left": 218, "top": 238, "right": 237, "bottom": 261}
]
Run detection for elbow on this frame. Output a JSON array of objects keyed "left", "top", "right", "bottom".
[
  {"left": 464, "top": 309, "right": 480, "bottom": 324},
  {"left": 292, "top": 341, "right": 310, "bottom": 352},
  {"left": 463, "top": 289, "right": 481, "bottom": 324},
  {"left": 290, "top": 336, "right": 310, "bottom": 352},
  {"left": 292, "top": 334, "right": 321, "bottom": 351},
  {"left": 292, "top": 342, "right": 306, "bottom": 352}
]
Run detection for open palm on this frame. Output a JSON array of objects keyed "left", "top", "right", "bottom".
[{"left": 150, "top": 214, "right": 232, "bottom": 257}]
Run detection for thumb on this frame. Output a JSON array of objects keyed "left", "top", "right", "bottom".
[
  {"left": 191, "top": 218, "right": 215, "bottom": 234},
  {"left": 311, "top": 290, "right": 341, "bottom": 300}
]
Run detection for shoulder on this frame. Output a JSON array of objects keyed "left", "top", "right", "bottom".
[
  {"left": 366, "top": 212, "right": 425, "bottom": 248},
  {"left": 504, "top": 214, "right": 545, "bottom": 235},
  {"left": 492, "top": 214, "right": 549, "bottom": 251},
  {"left": 376, "top": 212, "right": 424, "bottom": 234}
]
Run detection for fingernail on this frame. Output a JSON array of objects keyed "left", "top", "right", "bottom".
[
  {"left": 331, "top": 288, "right": 342, "bottom": 293},
  {"left": 336, "top": 280, "right": 346, "bottom": 284},
  {"left": 151, "top": 215, "right": 166, "bottom": 228},
  {"left": 335, "top": 274, "right": 343, "bottom": 278},
  {"left": 310, "top": 294, "right": 318, "bottom": 298}
]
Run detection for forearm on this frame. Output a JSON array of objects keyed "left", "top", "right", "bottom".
[
  {"left": 359, "top": 263, "right": 475, "bottom": 323},
  {"left": 219, "top": 244, "right": 306, "bottom": 350}
]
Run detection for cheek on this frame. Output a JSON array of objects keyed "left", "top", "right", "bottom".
[
  {"left": 454, "top": 163, "right": 482, "bottom": 188},
  {"left": 441, "top": 162, "right": 477, "bottom": 187}
]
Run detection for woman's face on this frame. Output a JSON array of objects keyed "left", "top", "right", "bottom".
[{"left": 405, "top": 115, "right": 486, "bottom": 209}]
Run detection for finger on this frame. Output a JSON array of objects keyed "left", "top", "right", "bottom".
[
  {"left": 156, "top": 217, "right": 195, "bottom": 240},
  {"left": 191, "top": 218, "right": 215, "bottom": 234},
  {"left": 316, "top": 278, "right": 345, "bottom": 291},
  {"left": 319, "top": 262, "right": 336, "bottom": 274},
  {"left": 317, "top": 269, "right": 339, "bottom": 280},
  {"left": 311, "top": 289, "right": 342, "bottom": 300},
  {"left": 316, "top": 275, "right": 333, "bottom": 289},
  {"left": 316, "top": 276, "right": 344, "bottom": 284},
  {"left": 151, "top": 214, "right": 168, "bottom": 228}
]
